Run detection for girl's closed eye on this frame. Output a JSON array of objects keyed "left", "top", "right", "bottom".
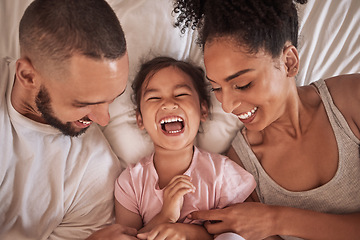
[
  {"left": 146, "top": 96, "right": 161, "bottom": 101},
  {"left": 175, "top": 93, "right": 190, "bottom": 97}
]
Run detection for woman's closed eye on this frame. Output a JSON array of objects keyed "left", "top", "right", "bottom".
[
  {"left": 210, "top": 87, "right": 221, "bottom": 92},
  {"left": 235, "top": 82, "right": 252, "bottom": 90}
]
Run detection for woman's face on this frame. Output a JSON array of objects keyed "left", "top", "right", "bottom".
[{"left": 204, "top": 39, "right": 292, "bottom": 131}]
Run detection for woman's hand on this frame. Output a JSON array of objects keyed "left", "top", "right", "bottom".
[
  {"left": 160, "top": 175, "right": 196, "bottom": 223},
  {"left": 189, "top": 202, "right": 277, "bottom": 240}
]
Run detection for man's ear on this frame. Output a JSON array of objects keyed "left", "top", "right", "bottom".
[
  {"left": 200, "top": 101, "right": 209, "bottom": 122},
  {"left": 15, "top": 58, "right": 38, "bottom": 89},
  {"left": 136, "top": 110, "right": 145, "bottom": 130},
  {"left": 282, "top": 45, "right": 299, "bottom": 77}
]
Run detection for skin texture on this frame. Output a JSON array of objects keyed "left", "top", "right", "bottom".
[
  {"left": 115, "top": 66, "right": 211, "bottom": 240},
  {"left": 12, "top": 53, "right": 129, "bottom": 136},
  {"left": 187, "top": 37, "right": 360, "bottom": 239}
]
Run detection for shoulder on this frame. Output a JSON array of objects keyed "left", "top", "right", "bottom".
[
  {"left": 324, "top": 74, "right": 360, "bottom": 139},
  {"left": 119, "top": 154, "right": 154, "bottom": 180},
  {"left": 195, "top": 147, "right": 247, "bottom": 174},
  {"left": 325, "top": 74, "right": 360, "bottom": 97}
]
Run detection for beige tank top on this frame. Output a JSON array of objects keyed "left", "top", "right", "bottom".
[{"left": 232, "top": 79, "right": 360, "bottom": 240}]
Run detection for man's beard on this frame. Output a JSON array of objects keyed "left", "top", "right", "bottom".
[{"left": 35, "top": 86, "right": 88, "bottom": 137}]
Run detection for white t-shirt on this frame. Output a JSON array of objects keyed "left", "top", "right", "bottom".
[{"left": 0, "top": 58, "right": 122, "bottom": 240}]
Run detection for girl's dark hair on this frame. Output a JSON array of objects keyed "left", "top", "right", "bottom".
[
  {"left": 173, "top": 0, "right": 307, "bottom": 58},
  {"left": 132, "top": 56, "right": 211, "bottom": 113}
]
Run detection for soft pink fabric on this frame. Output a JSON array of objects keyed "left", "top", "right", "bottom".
[{"left": 115, "top": 147, "right": 256, "bottom": 225}]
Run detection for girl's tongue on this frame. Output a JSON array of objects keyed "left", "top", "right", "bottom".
[{"left": 163, "top": 121, "right": 183, "bottom": 132}]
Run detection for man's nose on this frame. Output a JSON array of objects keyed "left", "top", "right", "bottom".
[{"left": 87, "top": 103, "right": 110, "bottom": 127}]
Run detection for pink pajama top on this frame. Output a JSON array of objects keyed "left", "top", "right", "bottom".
[{"left": 115, "top": 147, "right": 256, "bottom": 225}]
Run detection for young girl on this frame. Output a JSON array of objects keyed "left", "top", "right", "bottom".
[{"left": 114, "top": 56, "right": 256, "bottom": 240}]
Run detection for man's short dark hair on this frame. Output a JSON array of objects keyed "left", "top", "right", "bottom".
[{"left": 19, "top": 0, "right": 126, "bottom": 65}]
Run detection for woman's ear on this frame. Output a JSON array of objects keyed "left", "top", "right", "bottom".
[
  {"left": 282, "top": 45, "right": 299, "bottom": 77},
  {"left": 200, "top": 101, "right": 209, "bottom": 122},
  {"left": 15, "top": 58, "right": 38, "bottom": 89},
  {"left": 136, "top": 110, "right": 145, "bottom": 130}
]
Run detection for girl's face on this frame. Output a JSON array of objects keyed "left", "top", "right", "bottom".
[
  {"left": 204, "top": 39, "right": 293, "bottom": 131},
  {"left": 137, "top": 66, "right": 207, "bottom": 151}
]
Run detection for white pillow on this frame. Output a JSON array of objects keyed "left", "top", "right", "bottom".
[
  {"left": 104, "top": 0, "right": 241, "bottom": 165},
  {"left": 103, "top": 0, "right": 360, "bottom": 165},
  {"left": 1, "top": 0, "right": 359, "bottom": 166}
]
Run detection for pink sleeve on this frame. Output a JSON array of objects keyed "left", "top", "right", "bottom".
[
  {"left": 114, "top": 167, "right": 139, "bottom": 214},
  {"left": 217, "top": 158, "right": 256, "bottom": 208}
]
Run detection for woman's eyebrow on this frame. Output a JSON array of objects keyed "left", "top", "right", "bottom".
[{"left": 206, "top": 68, "right": 254, "bottom": 82}]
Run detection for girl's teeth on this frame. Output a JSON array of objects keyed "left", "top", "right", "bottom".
[
  {"left": 238, "top": 107, "right": 258, "bottom": 120},
  {"left": 160, "top": 117, "right": 183, "bottom": 124}
]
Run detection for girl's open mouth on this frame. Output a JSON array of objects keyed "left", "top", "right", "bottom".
[{"left": 160, "top": 116, "right": 184, "bottom": 134}]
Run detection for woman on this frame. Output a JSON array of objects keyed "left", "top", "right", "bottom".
[{"left": 174, "top": 0, "right": 360, "bottom": 239}]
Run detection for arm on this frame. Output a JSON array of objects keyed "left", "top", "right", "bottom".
[
  {"left": 190, "top": 202, "right": 360, "bottom": 240},
  {"left": 115, "top": 200, "right": 143, "bottom": 230}
]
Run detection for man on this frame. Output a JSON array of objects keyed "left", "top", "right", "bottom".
[{"left": 0, "top": 0, "right": 130, "bottom": 239}]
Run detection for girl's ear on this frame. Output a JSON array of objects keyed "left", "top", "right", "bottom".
[
  {"left": 136, "top": 110, "right": 145, "bottom": 130},
  {"left": 282, "top": 44, "right": 299, "bottom": 77},
  {"left": 200, "top": 101, "right": 209, "bottom": 122},
  {"left": 15, "top": 58, "right": 38, "bottom": 89}
]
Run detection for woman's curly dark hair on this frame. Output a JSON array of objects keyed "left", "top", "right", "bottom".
[{"left": 173, "top": 0, "right": 307, "bottom": 58}]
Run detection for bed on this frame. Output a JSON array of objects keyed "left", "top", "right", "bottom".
[{"left": 1, "top": 0, "right": 359, "bottom": 166}]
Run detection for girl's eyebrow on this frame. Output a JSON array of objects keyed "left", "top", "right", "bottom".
[
  {"left": 206, "top": 68, "right": 254, "bottom": 83},
  {"left": 143, "top": 83, "right": 193, "bottom": 96}
]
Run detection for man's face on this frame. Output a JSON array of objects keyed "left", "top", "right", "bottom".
[{"left": 36, "top": 53, "right": 129, "bottom": 136}]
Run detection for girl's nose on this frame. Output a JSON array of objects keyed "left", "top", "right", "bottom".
[{"left": 161, "top": 101, "right": 178, "bottom": 110}]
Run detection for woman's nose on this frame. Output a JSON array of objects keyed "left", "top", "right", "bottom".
[{"left": 220, "top": 91, "right": 240, "bottom": 114}]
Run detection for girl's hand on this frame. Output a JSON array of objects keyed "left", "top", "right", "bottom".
[{"left": 160, "top": 175, "right": 196, "bottom": 223}]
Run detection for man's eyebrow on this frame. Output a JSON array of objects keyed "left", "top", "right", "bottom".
[
  {"left": 73, "top": 88, "right": 126, "bottom": 106},
  {"left": 206, "top": 69, "right": 254, "bottom": 83}
]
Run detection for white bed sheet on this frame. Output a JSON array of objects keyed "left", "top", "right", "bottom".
[{"left": 1, "top": 0, "right": 359, "bottom": 165}]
